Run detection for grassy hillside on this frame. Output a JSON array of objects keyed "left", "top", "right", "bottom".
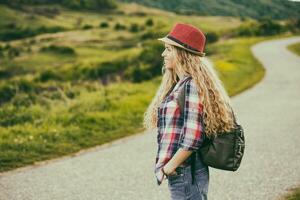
[
  {"left": 278, "top": 185, "right": 300, "bottom": 200},
  {"left": 119, "top": 0, "right": 300, "bottom": 20},
  {"left": 0, "top": 2, "right": 298, "bottom": 172},
  {"left": 287, "top": 42, "right": 300, "bottom": 56},
  {"left": 0, "top": 2, "right": 244, "bottom": 85}
]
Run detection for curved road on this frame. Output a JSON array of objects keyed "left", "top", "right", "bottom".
[{"left": 0, "top": 36, "right": 300, "bottom": 200}]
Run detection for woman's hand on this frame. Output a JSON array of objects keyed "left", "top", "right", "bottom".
[{"left": 162, "top": 163, "right": 177, "bottom": 176}]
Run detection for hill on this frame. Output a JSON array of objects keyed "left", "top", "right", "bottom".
[
  {"left": 119, "top": 0, "right": 300, "bottom": 20},
  {"left": 0, "top": 0, "right": 117, "bottom": 11}
]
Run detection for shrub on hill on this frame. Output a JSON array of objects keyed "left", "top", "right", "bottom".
[
  {"left": 233, "top": 19, "right": 288, "bottom": 37},
  {"left": 205, "top": 32, "right": 219, "bottom": 43},
  {"left": 129, "top": 23, "right": 140, "bottom": 32},
  {"left": 114, "top": 22, "right": 126, "bottom": 30},
  {"left": 0, "top": 84, "right": 16, "bottom": 105},
  {"left": 38, "top": 70, "right": 64, "bottom": 82},
  {"left": 39, "top": 45, "right": 75, "bottom": 55},
  {"left": 62, "top": 0, "right": 117, "bottom": 11},
  {"left": 0, "top": 24, "right": 64, "bottom": 41},
  {"left": 99, "top": 22, "right": 109, "bottom": 28},
  {"left": 145, "top": 18, "right": 154, "bottom": 26},
  {"left": 82, "top": 24, "right": 93, "bottom": 29}
]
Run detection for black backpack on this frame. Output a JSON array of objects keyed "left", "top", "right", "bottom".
[{"left": 177, "top": 77, "right": 245, "bottom": 184}]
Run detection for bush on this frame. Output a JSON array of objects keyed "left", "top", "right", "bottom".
[
  {"left": 17, "top": 79, "right": 37, "bottom": 93},
  {"left": 285, "top": 18, "right": 300, "bottom": 33},
  {"left": 255, "top": 19, "right": 284, "bottom": 36},
  {"left": 99, "top": 21, "right": 109, "bottom": 28},
  {"left": 3, "top": 43, "right": 11, "bottom": 50},
  {"left": 114, "top": 22, "right": 126, "bottom": 30},
  {"left": 236, "top": 25, "right": 256, "bottom": 37},
  {"left": 83, "top": 58, "right": 131, "bottom": 80},
  {"left": 62, "top": 0, "right": 117, "bottom": 11},
  {"left": 42, "top": 90, "right": 62, "bottom": 100},
  {"left": 286, "top": 18, "right": 300, "bottom": 33},
  {"left": 145, "top": 18, "right": 154, "bottom": 26},
  {"left": 140, "top": 30, "right": 161, "bottom": 40},
  {"left": 39, "top": 70, "right": 63, "bottom": 82},
  {"left": 0, "top": 84, "right": 16, "bottom": 105},
  {"left": 0, "top": 106, "right": 41, "bottom": 127},
  {"left": 65, "top": 90, "right": 76, "bottom": 99},
  {"left": 205, "top": 32, "right": 219, "bottom": 43},
  {"left": 131, "top": 66, "right": 151, "bottom": 83},
  {"left": 82, "top": 24, "right": 93, "bottom": 30},
  {"left": 40, "top": 45, "right": 75, "bottom": 55},
  {"left": 0, "top": 25, "right": 65, "bottom": 41},
  {"left": 129, "top": 23, "right": 140, "bottom": 32},
  {"left": 234, "top": 19, "right": 286, "bottom": 37},
  {"left": 0, "top": 27, "right": 33, "bottom": 41},
  {"left": 7, "top": 47, "right": 21, "bottom": 59},
  {"left": 0, "top": 79, "right": 40, "bottom": 99},
  {"left": 0, "top": 64, "right": 26, "bottom": 79},
  {"left": 12, "top": 93, "right": 37, "bottom": 107},
  {"left": 3, "top": 22, "right": 17, "bottom": 29}
]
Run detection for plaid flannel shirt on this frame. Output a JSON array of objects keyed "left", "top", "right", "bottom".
[{"left": 155, "top": 75, "right": 205, "bottom": 186}]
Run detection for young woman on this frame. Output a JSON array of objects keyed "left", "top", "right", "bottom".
[{"left": 143, "top": 23, "right": 236, "bottom": 200}]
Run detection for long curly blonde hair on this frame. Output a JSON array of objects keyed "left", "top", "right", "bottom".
[{"left": 143, "top": 44, "right": 237, "bottom": 139}]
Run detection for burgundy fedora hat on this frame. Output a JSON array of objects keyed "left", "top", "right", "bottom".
[{"left": 158, "top": 23, "right": 206, "bottom": 56}]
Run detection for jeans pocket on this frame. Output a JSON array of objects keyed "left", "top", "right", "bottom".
[
  {"left": 167, "top": 171, "right": 184, "bottom": 186},
  {"left": 167, "top": 172, "right": 186, "bottom": 200}
]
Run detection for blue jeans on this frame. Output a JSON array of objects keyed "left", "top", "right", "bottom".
[{"left": 167, "top": 160, "right": 209, "bottom": 200}]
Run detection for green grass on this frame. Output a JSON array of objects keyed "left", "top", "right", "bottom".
[
  {"left": 287, "top": 42, "right": 300, "bottom": 56},
  {"left": 0, "top": 79, "right": 155, "bottom": 171},
  {"left": 0, "top": 2, "right": 298, "bottom": 172},
  {"left": 208, "top": 33, "right": 300, "bottom": 96},
  {"left": 277, "top": 185, "right": 300, "bottom": 200},
  {"left": 209, "top": 36, "right": 267, "bottom": 96}
]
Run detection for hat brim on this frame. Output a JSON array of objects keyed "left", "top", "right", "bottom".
[{"left": 157, "top": 37, "right": 206, "bottom": 57}]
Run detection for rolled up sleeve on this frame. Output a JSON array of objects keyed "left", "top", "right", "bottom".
[{"left": 178, "top": 79, "right": 205, "bottom": 152}]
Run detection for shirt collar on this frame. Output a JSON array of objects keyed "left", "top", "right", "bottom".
[
  {"left": 173, "top": 75, "right": 192, "bottom": 91},
  {"left": 178, "top": 74, "right": 192, "bottom": 83}
]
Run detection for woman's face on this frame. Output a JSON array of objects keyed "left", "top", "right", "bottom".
[{"left": 161, "top": 43, "right": 175, "bottom": 70}]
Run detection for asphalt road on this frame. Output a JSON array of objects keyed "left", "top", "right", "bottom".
[{"left": 0, "top": 36, "right": 300, "bottom": 200}]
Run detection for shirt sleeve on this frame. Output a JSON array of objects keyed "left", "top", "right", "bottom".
[{"left": 178, "top": 79, "right": 205, "bottom": 152}]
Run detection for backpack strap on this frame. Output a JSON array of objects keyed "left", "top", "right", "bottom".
[{"left": 177, "top": 76, "right": 192, "bottom": 116}]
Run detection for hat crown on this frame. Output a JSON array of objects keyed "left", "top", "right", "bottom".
[{"left": 168, "top": 23, "right": 206, "bottom": 53}]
